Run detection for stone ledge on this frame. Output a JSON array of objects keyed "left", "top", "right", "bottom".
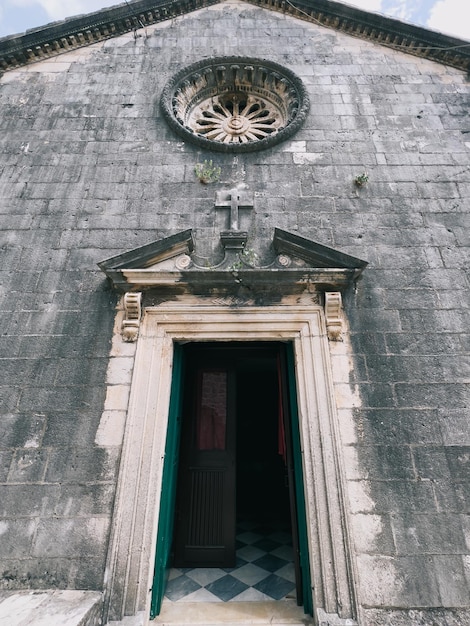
[
  {"left": 152, "top": 600, "right": 314, "bottom": 624},
  {"left": 0, "top": 590, "right": 102, "bottom": 626},
  {"left": 106, "top": 614, "right": 145, "bottom": 625}
]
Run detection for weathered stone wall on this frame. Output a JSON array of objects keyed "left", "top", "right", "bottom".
[{"left": 0, "top": 2, "right": 468, "bottom": 622}]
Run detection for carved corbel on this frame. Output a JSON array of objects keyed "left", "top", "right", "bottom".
[
  {"left": 324, "top": 292, "right": 343, "bottom": 341},
  {"left": 122, "top": 292, "right": 142, "bottom": 342}
]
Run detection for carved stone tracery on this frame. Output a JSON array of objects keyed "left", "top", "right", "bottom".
[{"left": 161, "top": 58, "right": 310, "bottom": 152}]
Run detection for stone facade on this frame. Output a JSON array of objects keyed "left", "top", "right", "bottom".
[{"left": 0, "top": 1, "right": 469, "bottom": 624}]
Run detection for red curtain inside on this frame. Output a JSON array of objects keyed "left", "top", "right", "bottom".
[
  {"left": 196, "top": 370, "right": 227, "bottom": 450},
  {"left": 277, "top": 356, "right": 287, "bottom": 463}
]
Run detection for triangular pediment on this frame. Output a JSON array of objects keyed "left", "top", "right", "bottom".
[
  {"left": 98, "top": 230, "right": 193, "bottom": 274},
  {"left": 273, "top": 229, "right": 368, "bottom": 270},
  {"left": 98, "top": 228, "right": 367, "bottom": 295},
  {"left": 1, "top": 0, "right": 468, "bottom": 72}
]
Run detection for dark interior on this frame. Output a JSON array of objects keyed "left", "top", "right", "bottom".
[{"left": 236, "top": 357, "right": 291, "bottom": 525}]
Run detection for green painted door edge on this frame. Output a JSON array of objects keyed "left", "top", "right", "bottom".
[
  {"left": 286, "top": 344, "right": 314, "bottom": 617},
  {"left": 150, "top": 342, "right": 183, "bottom": 619}
]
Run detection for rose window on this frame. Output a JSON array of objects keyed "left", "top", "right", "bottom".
[{"left": 161, "top": 57, "right": 310, "bottom": 153}]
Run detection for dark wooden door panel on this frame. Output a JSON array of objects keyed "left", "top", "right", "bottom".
[{"left": 174, "top": 357, "right": 236, "bottom": 568}]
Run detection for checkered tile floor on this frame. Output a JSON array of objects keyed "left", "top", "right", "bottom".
[{"left": 164, "top": 521, "right": 296, "bottom": 603}]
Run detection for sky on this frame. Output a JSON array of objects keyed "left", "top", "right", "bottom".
[{"left": 0, "top": 0, "right": 469, "bottom": 40}]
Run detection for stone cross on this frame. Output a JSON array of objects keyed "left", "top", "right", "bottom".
[{"left": 215, "top": 187, "right": 254, "bottom": 232}]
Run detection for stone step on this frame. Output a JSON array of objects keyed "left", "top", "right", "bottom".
[
  {"left": 0, "top": 590, "right": 102, "bottom": 626},
  {"left": 105, "top": 604, "right": 358, "bottom": 626},
  {"left": 106, "top": 615, "right": 145, "bottom": 626},
  {"left": 151, "top": 600, "right": 314, "bottom": 625}
]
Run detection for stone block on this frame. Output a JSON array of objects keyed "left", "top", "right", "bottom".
[
  {"left": 432, "top": 480, "right": 462, "bottom": 513},
  {"left": 395, "top": 383, "right": 469, "bottom": 408},
  {"left": 439, "top": 409, "right": 470, "bottom": 446},
  {"left": 45, "top": 447, "right": 120, "bottom": 483},
  {"left": 53, "top": 357, "right": 108, "bottom": 386},
  {"left": 0, "top": 590, "right": 102, "bottom": 626},
  {"left": 361, "top": 608, "right": 470, "bottom": 625},
  {"left": 52, "top": 483, "right": 115, "bottom": 517},
  {"left": 0, "top": 388, "right": 21, "bottom": 412},
  {"left": 350, "top": 331, "right": 387, "bottom": 355},
  {"left": 357, "top": 408, "right": 442, "bottom": 445},
  {"left": 349, "top": 309, "right": 401, "bottom": 333},
  {"left": 0, "top": 484, "right": 60, "bottom": 518},
  {"left": 7, "top": 449, "right": 48, "bottom": 483},
  {"left": 0, "top": 413, "right": 46, "bottom": 450},
  {"left": 0, "top": 556, "right": 105, "bottom": 590},
  {"left": 355, "top": 445, "right": 415, "bottom": 480},
  {"left": 368, "top": 478, "right": 437, "bottom": 514},
  {"left": 412, "top": 446, "right": 452, "bottom": 481},
  {"left": 446, "top": 446, "right": 470, "bottom": 480},
  {"left": 382, "top": 288, "right": 438, "bottom": 309},
  {"left": 94, "top": 411, "right": 126, "bottom": 447},
  {"left": 0, "top": 519, "right": 36, "bottom": 558},
  {"left": 41, "top": 412, "right": 100, "bottom": 448},
  {"left": 391, "top": 512, "right": 467, "bottom": 555},
  {"left": 346, "top": 479, "right": 376, "bottom": 514},
  {"left": 18, "top": 384, "right": 105, "bottom": 414},
  {"left": 384, "top": 332, "right": 463, "bottom": 356},
  {"left": 358, "top": 383, "right": 396, "bottom": 408},
  {"left": 32, "top": 517, "right": 109, "bottom": 558},
  {"left": 0, "top": 451, "right": 14, "bottom": 482},
  {"left": 350, "top": 513, "right": 395, "bottom": 554},
  {"left": 103, "top": 384, "right": 130, "bottom": 412},
  {"left": 380, "top": 354, "right": 467, "bottom": 383},
  {"left": 432, "top": 555, "right": 470, "bottom": 606},
  {"left": 357, "top": 554, "right": 440, "bottom": 607}
]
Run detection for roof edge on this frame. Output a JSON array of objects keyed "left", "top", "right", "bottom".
[
  {"left": 0, "top": 0, "right": 469, "bottom": 73},
  {"left": 0, "top": 0, "right": 219, "bottom": 72}
]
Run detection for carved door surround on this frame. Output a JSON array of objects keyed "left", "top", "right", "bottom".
[{"left": 99, "top": 229, "right": 367, "bottom": 624}]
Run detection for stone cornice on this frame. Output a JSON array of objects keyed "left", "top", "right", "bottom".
[
  {"left": 98, "top": 228, "right": 368, "bottom": 294},
  {"left": 0, "top": 0, "right": 468, "bottom": 73},
  {"left": 0, "top": 0, "right": 219, "bottom": 72}
]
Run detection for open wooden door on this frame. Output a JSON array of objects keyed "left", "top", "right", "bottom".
[
  {"left": 280, "top": 344, "right": 314, "bottom": 615},
  {"left": 172, "top": 350, "right": 236, "bottom": 568},
  {"left": 150, "top": 343, "right": 184, "bottom": 619}
]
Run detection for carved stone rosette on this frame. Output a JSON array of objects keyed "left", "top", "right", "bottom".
[{"left": 161, "top": 57, "right": 310, "bottom": 153}]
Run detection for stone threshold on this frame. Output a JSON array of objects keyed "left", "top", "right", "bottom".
[
  {"left": 105, "top": 602, "right": 359, "bottom": 625},
  {"left": 0, "top": 590, "right": 102, "bottom": 626},
  {"left": 151, "top": 600, "right": 314, "bottom": 625}
]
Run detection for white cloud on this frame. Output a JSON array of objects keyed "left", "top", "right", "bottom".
[
  {"left": 342, "top": 0, "right": 383, "bottom": 12},
  {"left": 383, "top": 0, "right": 413, "bottom": 22},
  {"left": 427, "top": 0, "right": 470, "bottom": 40},
  {"left": 8, "top": 0, "right": 117, "bottom": 21}
]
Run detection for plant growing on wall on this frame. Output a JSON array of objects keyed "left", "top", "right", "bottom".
[
  {"left": 354, "top": 172, "right": 369, "bottom": 187},
  {"left": 230, "top": 247, "right": 259, "bottom": 271},
  {"left": 194, "top": 159, "right": 221, "bottom": 184}
]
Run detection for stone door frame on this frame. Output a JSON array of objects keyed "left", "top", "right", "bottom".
[{"left": 103, "top": 300, "right": 358, "bottom": 623}]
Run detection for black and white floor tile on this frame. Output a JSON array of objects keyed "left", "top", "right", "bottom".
[{"left": 164, "top": 521, "right": 296, "bottom": 603}]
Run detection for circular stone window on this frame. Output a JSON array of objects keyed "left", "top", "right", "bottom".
[{"left": 161, "top": 57, "right": 310, "bottom": 153}]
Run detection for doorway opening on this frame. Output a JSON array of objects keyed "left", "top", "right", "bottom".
[
  {"left": 106, "top": 304, "right": 356, "bottom": 623},
  {"left": 157, "top": 341, "right": 310, "bottom": 611}
]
